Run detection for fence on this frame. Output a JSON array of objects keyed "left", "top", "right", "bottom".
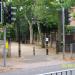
[{"left": 37, "top": 69, "right": 75, "bottom": 75}]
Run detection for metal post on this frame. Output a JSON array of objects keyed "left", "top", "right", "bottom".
[
  {"left": 3, "top": 26, "right": 6, "bottom": 67},
  {"left": 18, "top": 23, "right": 21, "bottom": 57},
  {"left": 46, "top": 39, "right": 48, "bottom": 55},
  {"left": 66, "top": 71, "right": 67, "bottom": 75},
  {"left": 3, "top": 2, "right": 7, "bottom": 67},
  {"left": 61, "top": 72, "right": 62, "bottom": 75},
  {"left": 70, "top": 44, "right": 73, "bottom": 59},
  {"left": 51, "top": 74, "right": 52, "bottom": 75},
  {"left": 46, "top": 41, "right": 48, "bottom": 55},
  {"left": 56, "top": 73, "right": 58, "bottom": 75},
  {"left": 70, "top": 70, "right": 72, "bottom": 75},
  {"left": 46, "top": 49, "right": 48, "bottom": 55},
  {"left": 33, "top": 46, "right": 35, "bottom": 56},
  {"left": 62, "top": 7, "right": 65, "bottom": 59}
]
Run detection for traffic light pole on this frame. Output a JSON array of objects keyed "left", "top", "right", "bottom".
[
  {"left": 3, "top": 26, "right": 6, "bottom": 67},
  {"left": 3, "top": 2, "right": 7, "bottom": 67}
]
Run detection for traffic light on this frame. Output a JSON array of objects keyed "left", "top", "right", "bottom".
[
  {"left": 6, "top": 4, "right": 17, "bottom": 24},
  {"left": 64, "top": 9, "right": 70, "bottom": 25},
  {"left": 7, "top": 4, "right": 11, "bottom": 24},
  {"left": 0, "top": 2, "right": 2, "bottom": 24},
  {"left": 11, "top": 6, "right": 17, "bottom": 22}
]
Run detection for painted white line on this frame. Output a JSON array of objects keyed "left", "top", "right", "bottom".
[{"left": 36, "top": 68, "right": 75, "bottom": 75}]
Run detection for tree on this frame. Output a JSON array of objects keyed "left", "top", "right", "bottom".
[
  {"left": 6, "top": 0, "right": 75, "bottom": 44},
  {"left": 12, "top": 0, "right": 34, "bottom": 44}
]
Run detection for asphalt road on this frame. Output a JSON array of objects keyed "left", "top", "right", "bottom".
[
  {"left": 0, "top": 63, "right": 75, "bottom": 75},
  {"left": 0, "top": 43, "right": 75, "bottom": 75}
]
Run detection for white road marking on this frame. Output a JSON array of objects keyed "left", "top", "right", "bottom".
[{"left": 36, "top": 68, "right": 75, "bottom": 75}]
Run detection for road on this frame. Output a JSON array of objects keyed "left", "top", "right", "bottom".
[
  {"left": 0, "top": 63, "right": 75, "bottom": 75},
  {"left": 0, "top": 42, "right": 75, "bottom": 75}
]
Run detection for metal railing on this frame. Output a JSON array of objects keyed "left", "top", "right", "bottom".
[
  {"left": 65, "top": 43, "right": 75, "bottom": 58},
  {"left": 37, "top": 69, "right": 75, "bottom": 75}
]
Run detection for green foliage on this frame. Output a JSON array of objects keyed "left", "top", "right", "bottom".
[
  {"left": 0, "top": 32, "right": 3, "bottom": 40},
  {"left": 6, "top": 25, "right": 15, "bottom": 40},
  {"left": 71, "top": 12, "right": 75, "bottom": 19},
  {"left": 5, "top": 0, "right": 75, "bottom": 40},
  {"left": 66, "top": 26, "right": 75, "bottom": 34}
]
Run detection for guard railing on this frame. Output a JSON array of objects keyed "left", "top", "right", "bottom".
[{"left": 37, "top": 69, "right": 75, "bottom": 75}]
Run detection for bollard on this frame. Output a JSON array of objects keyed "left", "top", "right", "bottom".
[
  {"left": 7, "top": 39, "right": 11, "bottom": 57},
  {"left": 70, "top": 44, "right": 73, "bottom": 59},
  {"left": 46, "top": 43, "right": 48, "bottom": 55},
  {"left": 45, "top": 37, "right": 49, "bottom": 55},
  {"left": 70, "top": 70, "right": 72, "bottom": 75},
  {"left": 56, "top": 73, "right": 58, "bottom": 75},
  {"left": 66, "top": 71, "right": 67, "bottom": 75},
  {"left": 46, "top": 46, "right": 48, "bottom": 55},
  {"left": 33, "top": 46, "right": 35, "bottom": 56},
  {"left": 61, "top": 72, "right": 62, "bottom": 75}
]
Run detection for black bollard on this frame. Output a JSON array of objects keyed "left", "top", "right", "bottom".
[
  {"left": 45, "top": 37, "right": 49, "bottom": 55},
  {"left": 33, "top": 46, "right": 35, "bottom": 56},
  {"left": 46, "top": 48, "right": 48, "bottom": 55}
]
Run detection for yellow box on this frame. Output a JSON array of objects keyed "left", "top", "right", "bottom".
[{"left": 6, "top": 41, "right": 8, "bottom": 49}]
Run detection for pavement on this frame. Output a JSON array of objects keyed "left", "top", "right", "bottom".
[{"left": 0, "top": 42, "right": 75, "bottom": 75}]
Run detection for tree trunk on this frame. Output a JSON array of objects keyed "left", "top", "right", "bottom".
[
  {"left": 41, "top": 33, "right": 45, "bottom": 48},
  {"left": 56, "top": 11, "right": 63, "bottom": 53},
  {"left": 50, "top": 32, "right": 52, "bottom": 47},
  {"left": 37, "top": 21, "right": 41, "bottom": 45},
  {"left": 15, "top": 25, "right": 18, "bottom": 41},
  {"left": 25, "top": 15, "right": 33, "bottom": 44},
  {"left": 29, "top": 24, "right": 33, "bottom": 44}
]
